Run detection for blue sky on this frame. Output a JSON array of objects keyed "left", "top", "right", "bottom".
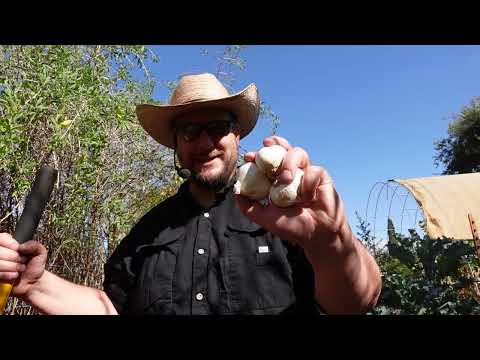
[{"left": 143, "top": 45, "right": 480, "bottom": 239}]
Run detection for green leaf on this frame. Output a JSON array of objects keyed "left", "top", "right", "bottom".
[{"left": 60, "top": 119, "right": 72, "bottom": 127}]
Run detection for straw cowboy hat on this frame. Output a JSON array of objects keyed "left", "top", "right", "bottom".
[{"left": 136, "top": 73, "right": 261, "bottom": 149}]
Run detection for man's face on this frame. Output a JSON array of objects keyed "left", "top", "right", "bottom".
[{"left": 174, "top": 108, "right": 240, "bottom": 191}]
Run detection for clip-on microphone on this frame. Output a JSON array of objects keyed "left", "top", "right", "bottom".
[{"left": 174, "top": 148, "right": 191, "bottom": 180}]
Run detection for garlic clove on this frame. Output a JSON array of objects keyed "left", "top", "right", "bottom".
[
  {"left": 255, "top": 145, "right": 287, "bottom": 180},
  {"left": 269, "top": 168, "right": 304, "bottom": 207},
  {"left": 234, "top": 162, "right": 272, "bottom": 201}
]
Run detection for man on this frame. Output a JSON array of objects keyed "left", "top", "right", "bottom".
[{"left": 0, "top": 73, "right": 381, "bottom": 315}]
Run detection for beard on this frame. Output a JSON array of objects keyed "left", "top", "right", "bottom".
[{"left": 191, "top": 154, "right": 238, "bottom": 192}]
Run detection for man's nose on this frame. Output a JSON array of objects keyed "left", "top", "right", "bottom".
[{"left": 195, "top": 129, "right": 215, "bottom": 151}]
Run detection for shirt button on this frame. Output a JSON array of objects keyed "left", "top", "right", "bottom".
[
  {"left": 197, "top": 248, "right": 205, "bottom": 255},
  {"left": 195, "top": 293, "right": 204, "bottom": 301},
  {"left": 203, "top": 212, "right": 210, "bottom": 218}
]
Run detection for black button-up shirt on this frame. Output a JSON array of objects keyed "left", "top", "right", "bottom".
[{"left": 104, "top": 181, "right": 324, "bottom": 315}]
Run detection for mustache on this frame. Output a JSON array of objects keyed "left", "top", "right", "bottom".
[{"left": 193, "top": 152, "right": 223, "bottom": 161}]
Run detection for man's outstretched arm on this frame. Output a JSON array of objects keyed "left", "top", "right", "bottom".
[{"left": 0, "top": 233, "right": 118, "bottom": 315}]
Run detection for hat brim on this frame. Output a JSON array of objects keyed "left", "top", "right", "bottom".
[{"left": 136, "top": 83, "right": 260, "bottom": 149}]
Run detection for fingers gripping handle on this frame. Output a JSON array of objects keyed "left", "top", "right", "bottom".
[{"left": 0, "top": 166, "right": 57, "bottom": 314}]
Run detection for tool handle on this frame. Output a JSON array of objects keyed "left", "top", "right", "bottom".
[
  {"left": 0, "top": 166, "right": 57, "bottom": 314},
  {"left": 14, "top": 166, "right": 57, "bottom": 244},
  {"left": 0, "top": 283, "right": 13, "bottom": 313}
]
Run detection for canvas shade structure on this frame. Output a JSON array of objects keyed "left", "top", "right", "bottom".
[{"left": 392, "top": 173, "right": 480, "bottom": 241}]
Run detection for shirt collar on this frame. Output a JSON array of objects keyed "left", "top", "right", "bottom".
[{"left": 176, "top": 179, "right": 262, "bottom": 233}]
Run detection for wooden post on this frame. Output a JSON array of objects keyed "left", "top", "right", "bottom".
[
  {"left": 467, "top": 213, "right": 480, "bottom": 303},
  {"left": 468, "top": 213, "right": 480, "bottom": 259}
]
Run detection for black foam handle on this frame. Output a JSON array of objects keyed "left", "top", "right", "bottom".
[{"left": 14, "top": 166, "right": 57, "bottom": 244}]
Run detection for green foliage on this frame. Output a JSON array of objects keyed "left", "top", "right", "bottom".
[
  {"left": 0, "top": 46, "right": 179, "bottom": 314},
  {"left": 356, "top": 215, "right": 480, "bottom": 314},
  {"left": 434, "top": 97, "right": 480, "bottom": 174},
  {"left": 355, "top": 211, "right": 379, "bottom": 256}
]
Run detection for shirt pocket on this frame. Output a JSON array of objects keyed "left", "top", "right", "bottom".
[
  {"left": 129, "top": 227, "right": 183, "bottom": 314},
  {"left": 222, "top": 224, "right": 295, "bottom": 314}
]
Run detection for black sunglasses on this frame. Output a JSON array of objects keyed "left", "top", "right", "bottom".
[{"left": 175, "top": 120, "right": 236, "bottom": 143}]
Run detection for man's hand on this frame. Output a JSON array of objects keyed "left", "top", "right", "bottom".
[
  {"left": 235, "top": 136, "right": 382, "bottom": 313},
  {"left": 0, "top": 232, "right": 118, "bottom": 314},
  {"left": 0, "top": 233, "right": 47, "bottom": 299},
  {"left": 235, "top": 136, "right": 345, "bottom": 250}
]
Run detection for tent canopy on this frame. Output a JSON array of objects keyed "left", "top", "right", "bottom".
[{"left": 393, "top": 173, "right": 480, "bottom": 240}]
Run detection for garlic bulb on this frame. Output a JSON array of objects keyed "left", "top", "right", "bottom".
[
  {"left": 255, "top": 145, "right": 287, "bottom": 180},
  {"left": 233, "top": 162, "right": 272, "bottom": 200},
  {"left": 235, "top": 145, "right": 305, "bottom": 207},
  {"left": 269, "top": 168, "right": 304, "bottom": 207}
]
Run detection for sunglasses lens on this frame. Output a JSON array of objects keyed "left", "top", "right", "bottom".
[
  {"left": 181, "top": 124, "right": 203, "bottom": 142},
  {"left": 206, "top": 121, "right": 232, "bottom": 138},
  {"left": 178, "top": 121, "right": 233, "bottom": 142}
]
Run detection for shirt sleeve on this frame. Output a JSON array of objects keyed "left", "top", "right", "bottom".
[{"left": 103, "top": 229, "right": 139, "bottom": 315}]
